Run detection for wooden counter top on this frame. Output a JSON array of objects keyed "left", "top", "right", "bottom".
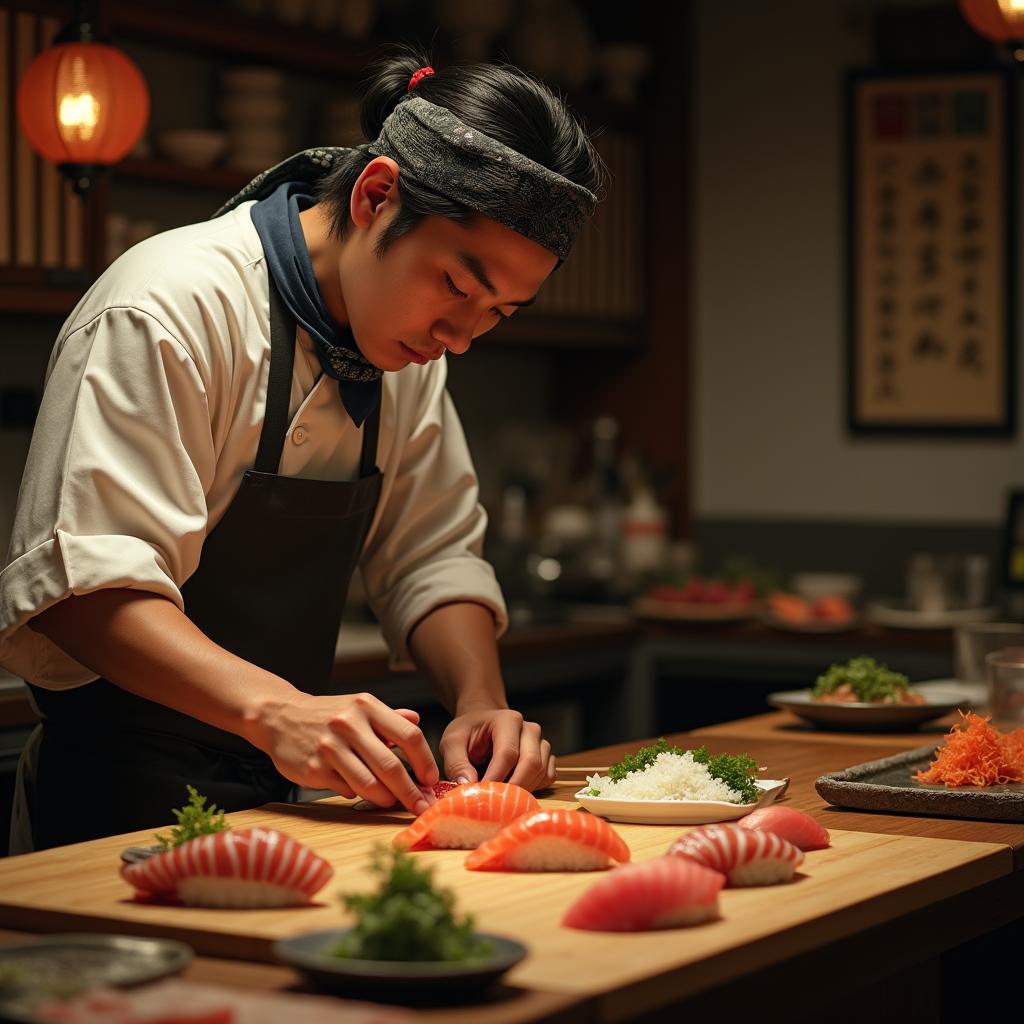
[{"left": 0, "top": 722, "right": 1020, "bottom": 1021}]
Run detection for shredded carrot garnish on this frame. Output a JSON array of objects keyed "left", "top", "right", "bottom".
[{"left": 913, "top": 711, "right": 1024, "bottom": 788}]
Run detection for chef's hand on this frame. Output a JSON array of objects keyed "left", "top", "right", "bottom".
[
  {"left": 247, "top": 692, "right": 439, "bottom": 814},
  {"left": 439, "top": 708, "right": 555, "bottom": 792}
]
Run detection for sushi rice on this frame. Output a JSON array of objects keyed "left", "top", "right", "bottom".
[{"left": 587, "top": 750, "right": 750, "bottom": 803}]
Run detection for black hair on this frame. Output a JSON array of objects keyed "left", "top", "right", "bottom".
[{"left": 315, "top": 44, "right": 604, "bottom": 256}]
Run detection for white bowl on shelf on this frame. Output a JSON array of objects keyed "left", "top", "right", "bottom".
[
  {"left": 220, "top": 93, "right": 288, "bottom": 125},
  {"left": 228, "top": 150, "right": 287, "bottom": 173},
  {"left": 156, "top": 129, "right": 227, "bottom": 168},
  {"left": 221, "top": 66, "right": 287, "bottom": 94}
]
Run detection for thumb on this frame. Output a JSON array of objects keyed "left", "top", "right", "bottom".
[
  {"left": 439, "top": 729, "right": 478, "bottom": 785},
  {"left": 395, "top": 708, "right": 420, "bottom": 725}
]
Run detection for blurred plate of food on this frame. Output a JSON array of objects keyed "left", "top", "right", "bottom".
[
  {"left": 764, "top": 591, "right": 859, "bottom": 632},
  {"left": 633, "top": 578, "right": 760, "bottom": 622},
  {"left": 768, "top": 657, "right": 975, "bottom": 730}
]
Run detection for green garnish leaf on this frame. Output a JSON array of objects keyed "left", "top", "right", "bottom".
[
  {"left": 812, "top": 656, "right": 911, "bottom": 703},
  {"left": 608, "top": 737, "right": 685, "bottom": 782},
  {"left": 331, "top": 846, "right": 494, "bottom": 963},
  {"left": 154, "top": 785, "right": 229, "bottom": 851},
  {"left": 690, "top": 746, "right": 760, "bottom": 803}
]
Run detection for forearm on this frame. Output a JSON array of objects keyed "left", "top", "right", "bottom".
[
  {"left": 407, "top": 601, "right": 508, "bottom": 715},
  {"left": 28, "top": 588, "right": 300, "bottom": 746}
]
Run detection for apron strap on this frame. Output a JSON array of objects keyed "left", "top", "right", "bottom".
[
  {"left": 254, "top": 277, "right": 296, "bottom": 475},
  {"left": 359, "top": 404, "right": 380, "bottom": 479},
  {"left": 256, "top": 273, "right": 380, "bottom": 477}
]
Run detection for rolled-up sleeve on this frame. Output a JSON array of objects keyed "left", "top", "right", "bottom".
[
  {"left": 360, "top": 360, "right": 507, "bottom": 669},
  {"left": 0, "top": 307, "right": 215, "bottom": 687}
]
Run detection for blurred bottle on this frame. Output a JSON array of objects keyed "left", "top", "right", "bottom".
[
  {"left": 620, "top": 484, "right": 668, "bottom": 584},
  {"left": 587, "top": 416, "right": 623, "bottom": 591},
  {"left": 487, "top": 484, "right": 533, "bottom": 614}
]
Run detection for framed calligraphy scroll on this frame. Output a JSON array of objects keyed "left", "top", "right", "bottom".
[{"left": 845, "top": 68, "right": 1015, "bottom": 435}]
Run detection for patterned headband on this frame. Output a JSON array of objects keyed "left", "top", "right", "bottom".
[{"left": 366, "top": 97, "right": 597, "bottom": 261}]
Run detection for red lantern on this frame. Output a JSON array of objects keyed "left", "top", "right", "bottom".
[
  {"left": 959, "top": 0, "right": 1024, "bottom": 42},
  {"left": 16, "top": 15, "right": 149, "bottom": 196}
]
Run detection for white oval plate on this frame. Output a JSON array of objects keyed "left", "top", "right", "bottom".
[{"left": 574, "top": 778, "right": 789, "bottom": 825}]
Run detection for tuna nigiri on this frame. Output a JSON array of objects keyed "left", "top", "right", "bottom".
[
  {"left": 562, "top": 856, "right": 725, "bottom": 931},
  {"left": 465, "top": 809, "right": 631, "bottom": 871},
  {"left": 121, "top": 827, "right": 334, "bottom": 907},
  {"left": 738, "top": 805, "right": 831, "bottom": 851},
  {"left": 391, "top": 781, "right": 540, "bottom": 851},
  {"left": 668, "top": 822, "right": 803, "bottom": 886}
]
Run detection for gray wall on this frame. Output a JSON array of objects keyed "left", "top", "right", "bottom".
[{"left": 693, "top": 0, "right": 1024, "bottom": 527}]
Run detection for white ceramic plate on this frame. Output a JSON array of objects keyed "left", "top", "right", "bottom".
[
  {"left": 573, "top": 778, "right": 789, "bottom": 825},
  {"left": 866, "top": 600, "right": 998, "bottom": 630},
  {"left": 768, "top": 680, "right": 979, "bottom": 730}
]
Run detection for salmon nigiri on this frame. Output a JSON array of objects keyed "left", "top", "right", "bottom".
[
  {"left": 465, "top": 809, "right": 631, "bottom": 871},
  {"left": 738, "top": 805, "right": 831, "bottom": 851},
  {"left": 562, "top": 857, "right": 725, "bottom": 931},
  {"left": 668, "top": 822, "right": 803, "bottom": 886},
  {"left": 391, "top": 781, "right": 540, "bottom": 851},
  {"left": 121, "top": 827, "right": 334, "bottom": 907}
]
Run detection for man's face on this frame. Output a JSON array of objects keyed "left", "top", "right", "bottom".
[{"left": 339, "top": 188, "right": 559, "bottom": 372}]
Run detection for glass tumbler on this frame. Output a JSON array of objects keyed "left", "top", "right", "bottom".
[{"left": 986, "top": 647, "right": 1024, "bottom": 727}]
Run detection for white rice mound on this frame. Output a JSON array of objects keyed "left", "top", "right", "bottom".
[{"left": 587, "top": 751, "right": 747, "bottom": 803}]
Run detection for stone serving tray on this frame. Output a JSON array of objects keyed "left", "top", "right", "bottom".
[{"left": 815, "top": 745, "right": 1024, "bottom": 823}]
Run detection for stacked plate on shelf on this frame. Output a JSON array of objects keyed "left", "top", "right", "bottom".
[{"left": 221, "top": 67, "right": 290, "bottom": 174}]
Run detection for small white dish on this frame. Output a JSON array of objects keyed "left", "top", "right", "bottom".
[
  {"left": 866, "top": 600, "right": 998, "bottom": 630},
  {"left": 574, "top": 778, "right": 789, "bottom": 825}
]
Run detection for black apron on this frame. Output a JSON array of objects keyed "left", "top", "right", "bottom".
[{"left": 10, "top": 280, "right": 383, "bottom": 853}]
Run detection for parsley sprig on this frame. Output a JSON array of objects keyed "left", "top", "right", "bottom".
[
  {"left": 812, "top": 656, "right": 911, "bottom": 703},
  {"left": 332, "top": 847, "right": 493, "bottom": 963},
  {"left": 154, "top": 785, "right": 229, "bottom": 851}
]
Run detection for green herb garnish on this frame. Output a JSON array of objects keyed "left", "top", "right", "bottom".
[
  {"left": 690, "top": 746, "right": 760, "bottom": 803},
  {"left": 332, "top": 847, "right": 494, "bottom": 963},
  {"left": 154, "top": 785, "right": 228, "bottom": 851},
  {"left": 607, "top": 737, "right": 685, "bottom": 781},
  {"left": 597, "top": 738, "right": 760, "bottom": 803},
  {"left": 812, "top": 656, "right": 911, "bottom": 703}
]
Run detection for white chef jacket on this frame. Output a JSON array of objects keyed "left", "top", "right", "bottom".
[{"left": 0, "top": 201, "right": 507, "bottom": 688}]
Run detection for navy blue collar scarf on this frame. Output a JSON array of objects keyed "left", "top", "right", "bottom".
[{"left": 250, "top": 181, "right": 382, "bottom": 427}]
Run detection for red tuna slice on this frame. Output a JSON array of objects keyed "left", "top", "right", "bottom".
[
  {"left": 120, "top": 827, "right": 334, "bottom": 907},
  {"left": 562, "top": 856, "right": 725, "bottom": 931},
  {"left": 738, "top": 805, "right": 831, "bottom": 851}
]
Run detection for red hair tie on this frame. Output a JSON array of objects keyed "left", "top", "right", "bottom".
[{"left": 408, "top": 66, "right": 435, "bottom": 93}]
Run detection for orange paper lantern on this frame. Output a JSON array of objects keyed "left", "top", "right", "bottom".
[
  {"left": 16, "top": 38, "right": 149, "bottom": 194},
  {"left": 959, "top": 0, "right": 1024, "bottom": 42}
]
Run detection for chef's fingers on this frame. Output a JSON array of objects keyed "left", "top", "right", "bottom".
[
  {"left": 546, "top": 752, "right": 557, "bottom": 786},
  {"left": 330, "top": 739, "right": 431, "bottom": 814},
  {"left": 329, "top": 692, "right": 439, "bottom": 788},
  {"left": 375, "top": 707, "right": 419, "bottom": 748},
  {"left": 480, "top": 711, "right": 526, "bottom": 783},
  {"left": 506, "top": 721, "right": 548, "bottom": 790},
  {"left": 293, "top": 753, "right": 356, "bottom": 799},
  {"left": 438, "top": 721, "right": 479, "bottom": 785},
  {"left": 368, "top": 703, "right": 440, "bottom": 788}
]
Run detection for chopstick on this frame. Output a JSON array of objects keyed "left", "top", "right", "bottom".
[{"left": 554, "top": 766, "right": 608, "bottom": 776}]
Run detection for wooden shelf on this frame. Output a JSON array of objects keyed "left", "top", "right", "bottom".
[
  {"left": 0, "top": 285, "right": 85, "bottom": 316},
  {"left": 493, "top": 313, "right": 644, "bottom": 350},
  {"left": 114, "top": 158, "right": 253, "bottom": 192},
  {"left": 108, "top": 0, "right": 376, "bottom": 78}
]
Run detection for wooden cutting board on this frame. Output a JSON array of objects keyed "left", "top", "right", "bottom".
[{"left": 0, "top": 794, "right": 1010, "bottom": 1014}]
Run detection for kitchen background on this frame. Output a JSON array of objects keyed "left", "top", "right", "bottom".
[{"left": 1, "top": 0, "right": 1023, "bottom": 849}]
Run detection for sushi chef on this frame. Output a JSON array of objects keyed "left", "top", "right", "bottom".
[{"left": 0, "top": 50, "right": 602, "bottom": 852}]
